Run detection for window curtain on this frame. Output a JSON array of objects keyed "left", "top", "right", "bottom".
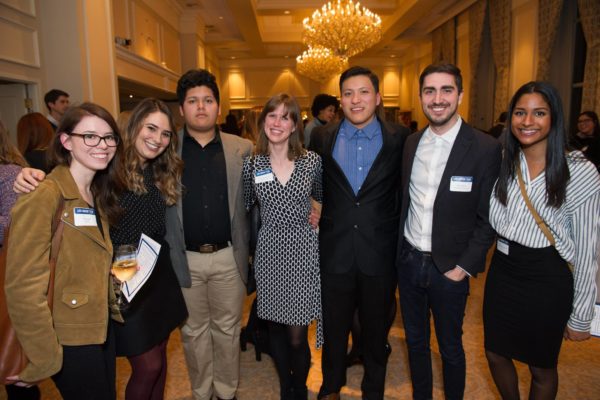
[
  {"left": 536, "top": 0, "right": 564, "bottom": 81},
  {"left": 468, "top": 0, "right": 488, "bottom": 125},
  {"left": 489, "top": 0, "right": 511, "bottom": 120},
  {"left": 578, "top": 0, "right": 600, "bottom": 115},
  {"left": 431, "top": 18, "right": 456, "bottom": 64}
]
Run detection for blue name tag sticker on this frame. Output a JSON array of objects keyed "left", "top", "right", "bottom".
[
  {"left": 450, "top": 176, "right": 473, "bottom": 192},
  {"left": 73, "top": 207, "right": 97, "bottom": 226},
  {"left": 255, "top": 168, "right": 274, "bottom": 184}
]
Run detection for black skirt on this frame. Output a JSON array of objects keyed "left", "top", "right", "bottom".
[
  {"left": 114, "top": 241, "right": 188, "bottom": 357},
  {"left": 483, "top": 239, "right": 573, "bottom": 368}
]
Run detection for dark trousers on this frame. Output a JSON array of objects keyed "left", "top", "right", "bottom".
[
  {"left": 319, "top": 267, "right": 396, "bottom": 400},
  {"left": 52, "top": 321, "right": 116, "bottom": 400},
  {"left": 397, "top": 240, "right": 469, "bottom": 400}
]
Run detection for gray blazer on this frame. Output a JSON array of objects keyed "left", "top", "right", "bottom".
[{"left": 164, "top": 127, "right": 253, "bottom": 288}]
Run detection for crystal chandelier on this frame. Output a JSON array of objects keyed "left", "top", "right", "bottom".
[
  {"left": 296, "top": 46, "right": 349, "bottom": 83},
  {"left": 302, "top": 0, "right": 382, "bottom": 58}
]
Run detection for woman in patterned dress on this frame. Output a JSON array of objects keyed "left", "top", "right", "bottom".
[{"left": 243, "top": 93, "right": 323, "bottom": 400}]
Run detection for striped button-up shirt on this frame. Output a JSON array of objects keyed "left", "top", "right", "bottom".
[{"left": 489, "top": 150, "right": 600, "bottom": 331}]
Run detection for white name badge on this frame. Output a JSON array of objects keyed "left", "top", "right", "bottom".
[
  {"left": 255, "top": 168, "right": 274, "bottom": 184},
  {"left": 73, "top": 207, "right": 97, "bottom": 226},
  {"left": 497, "top": 238, "right": 509, "bottom": 255},
  {"left": 450, "top": 176, "right": 473, "bottom": 192}
]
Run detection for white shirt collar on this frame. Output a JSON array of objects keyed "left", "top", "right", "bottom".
[{"left": 423, "top": 116, "right": 462, "bottom": 145}]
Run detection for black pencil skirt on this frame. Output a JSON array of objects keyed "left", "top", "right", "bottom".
[{"left": 483, "top": 239, "right": 573, "bottom": 368}]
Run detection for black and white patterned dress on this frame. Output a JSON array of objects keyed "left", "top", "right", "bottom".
[{"left": 243, "top": 151, "right": 323, "bottom": 346}]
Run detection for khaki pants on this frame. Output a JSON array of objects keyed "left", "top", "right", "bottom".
[{"left": 181, "top": 247, "right": 245, "bottom": 400}]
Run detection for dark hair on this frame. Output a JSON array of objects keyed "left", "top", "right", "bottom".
[
  {"left": 311, "top": 94, "right": 340, "bottom": 118},
  {"left": 44, "top": 89, "right": 69, "bottom": 111},
  {"left": 498, "top": 111, "right": 508, "bottom": 123},
  {"left": 495, "top": 81, "right": 570, "bottom": 208},
  {"left": 48, "top": 102, "right": 125, "bottom": 223},
  {"left": 339, "top": 66, "right": 379, "bottom": 93},
  {"left": 0, "top": 120, "right": 27, "bottom": 167},
  {"left": 122, "top": 98, "right": 182, "bottom": 205},
  {"left": 176, "top": 69, "right": 220, "bottom": 106},
  {"left": 419, "top": 63, "right": 463, "bottom": 93},
  {"left": 578, "top": 111, "right": 600, "bottom": 137},
  {"left": 255, "top": 93, "right": 305, "bottom": 161},
  {"left": 17, "top": 112, "right": 54, "bottom": 153}
]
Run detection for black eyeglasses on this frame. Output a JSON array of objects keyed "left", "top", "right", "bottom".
[{"left": 69, "top": 132, "right": 120, "bottom": 147}]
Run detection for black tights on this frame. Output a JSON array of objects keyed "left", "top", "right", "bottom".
[
  {"left": 486, "top": 350, "right": 558, "bottom": 400},
  {"left": 268, "top": 322, "right": 310, "bottom": 400},
  {"left": 125, "top": 339, "right": 168, "bottom": 400}
]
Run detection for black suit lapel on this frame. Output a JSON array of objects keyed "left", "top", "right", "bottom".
[
  {"left": 437, "top": 124, "right": 474, "bottom": 195},
  {"left": 324, "top": 122, "right": 356, "bottom": 199}
]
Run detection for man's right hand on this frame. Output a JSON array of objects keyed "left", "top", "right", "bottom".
[{"left": 13, "top": 168, "right": 46, "bottom": 194}]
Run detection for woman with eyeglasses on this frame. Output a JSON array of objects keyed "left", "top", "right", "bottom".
[
  {"left": 5, "top": 103, "right": 125, "bottom": 399},
  {"left": 572, "top": 111, "right": 600, "bottom": 169},
  {"left": 13, "top": 99, "right": 188, "bottom": 400}
]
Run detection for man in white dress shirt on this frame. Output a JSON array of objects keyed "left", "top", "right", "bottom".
[{"left": 396, "top": 63, "right": 501, "bottom": 400}]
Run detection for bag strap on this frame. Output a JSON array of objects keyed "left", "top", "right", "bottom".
[
  {"left": 46, "top": 196, "right": 66, "bottom": 311},
  {"left": 515, "top": 162, "right": 556, "bottom": 246}
]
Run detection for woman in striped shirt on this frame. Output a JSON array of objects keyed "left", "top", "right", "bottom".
[{"left": 483, "top": 81, "right": 600, "bottom": 399}]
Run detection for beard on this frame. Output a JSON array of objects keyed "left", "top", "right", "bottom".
[{"left": 424, "top": 102, "right": 458, "bottom": 128}]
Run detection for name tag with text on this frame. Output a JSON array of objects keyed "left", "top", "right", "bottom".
[
  {"left": 73, "top": 207, "right": 97, "bottom": 226},
  {"left": 255, "top": 168, "right": 274, "bottom": 184},
  {"left": 450, "top": 176, "right": 473, "bottom": 192}
]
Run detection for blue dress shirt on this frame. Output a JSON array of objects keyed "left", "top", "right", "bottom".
[{"left": 332, "top": 118, "right": 383, "bottom": 195}]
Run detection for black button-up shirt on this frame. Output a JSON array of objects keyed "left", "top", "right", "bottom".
[{"left": 181, "top": 126, "right": 232, "bottom": 246}]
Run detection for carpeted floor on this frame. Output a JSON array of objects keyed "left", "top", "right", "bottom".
[{"left": 3, "top": 256, "right": 600, "bottom": 399}]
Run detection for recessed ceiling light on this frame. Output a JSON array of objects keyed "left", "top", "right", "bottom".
[
  {"left": 390, "top": 54, "right": 396, "bottom": 58},
  {"left": 218, "top": 16, "right": 223, "bottom": 20},
  {"left": 129, "top": 94, "right": 133, "bottom": 98},
  {"left": 284, "top": 10, "right": 290, "bottom": 15},
  {"left": 230, "top": 56, "right": 236, "bottom": 60}
]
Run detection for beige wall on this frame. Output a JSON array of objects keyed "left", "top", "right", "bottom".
[
  {"left": 1, "top": 0, "right": 549, "bottom": 128},
  {"left": 510, "top": 0, "right": 538, "bottom": 95}
]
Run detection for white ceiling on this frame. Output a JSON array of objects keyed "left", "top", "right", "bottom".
[{"left": 177, "top": 0, "right": 479, "bottom": 61}]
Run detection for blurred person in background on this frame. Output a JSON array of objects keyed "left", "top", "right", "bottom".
[
  {"left": 17, "top": 112, "right": 54, "bottom": 172},
  {"left": 304, "top": 94, "right": 339, "bottom": 148}
]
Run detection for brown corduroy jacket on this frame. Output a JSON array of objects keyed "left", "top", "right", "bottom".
[{"left": 5, "top": 165, "right": 121, "bottom": 382}]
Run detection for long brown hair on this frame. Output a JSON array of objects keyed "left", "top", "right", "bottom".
[
  {"left": 255, "top": 93, "right": 306, "bottom": 160},
  {"left": 122, "top": 98, "right": 182, "bottom": 205},
  {"left": 0, "top": 120, "right": 27, "bottom": 167},
  {"left": 16, "top": 112, "right": 54, "bottom": 153},
  {"left": 47, "top": 102, "right": 125, "bottom": 224}
]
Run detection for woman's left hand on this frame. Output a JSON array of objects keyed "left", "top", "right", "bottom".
[{"left": 564, "top": 326, "right": 591, "bottom": 341}]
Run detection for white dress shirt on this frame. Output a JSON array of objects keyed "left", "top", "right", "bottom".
[{"left": 404, "top": 117, "right": 462, "bottom": 252}]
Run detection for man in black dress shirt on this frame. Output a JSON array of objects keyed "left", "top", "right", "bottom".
[{"left": 165, "top": 69, "right": 252, "bottom": 400}]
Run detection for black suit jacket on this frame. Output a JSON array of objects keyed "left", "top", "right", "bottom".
[
  {"left": 310, "top": 118, "right": 409, "bottom": 276},
  {"left": 398, "top": 122, "right": 501, "bottom": 276}
]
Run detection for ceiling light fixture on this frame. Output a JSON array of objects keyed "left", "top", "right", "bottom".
[
  {"left": 296, "top": 46, "right": 349, "bottom": 83},
  {"left": 302, "top": 0, "right": 382, "bottom": 57}
]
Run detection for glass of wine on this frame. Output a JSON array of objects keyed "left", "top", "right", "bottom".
[{"left": 111, "top": 244, "right": 138, "bottom": 309}]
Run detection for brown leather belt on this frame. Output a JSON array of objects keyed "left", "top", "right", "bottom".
[{"left": 186, "top": 242, "right": 230, "bottom": 253}]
